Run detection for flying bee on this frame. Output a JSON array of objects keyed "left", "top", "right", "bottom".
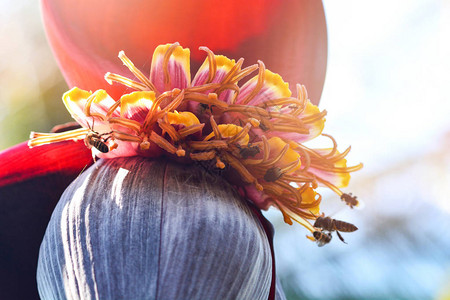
[
  {"left": 313, "top": 216, "right": 358, "bottom": 244},
  {"left": 236, "top": 144, "right": 260, "bottom": 159},
  {"left": 263, "top": 166, "right": 283, "bottom": 182},
  {"left": 341, "top": 193, "right": 359, "bottom": 208},
  {"left": 312, "top": 231, "right": 332, "bottom": 247}
]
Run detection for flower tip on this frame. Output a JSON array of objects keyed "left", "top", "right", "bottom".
[
  {"left": 140, "top": 141, "right": 150, "bottom": 150},
  {"left": 306, "top": 235, "right": 315, "bottom": 242},
  {"left": 118, "top": 50, "right": 125, "bottom": 58},
  {"left": 198, "top": 46, "right": 210, "bottom": 52},
  {"left": 255, "top": 183, "right": 263, "bottom": 191},
  {"left": 283, "top": 214, "right": 293, "bottom": 225},
  {"left": 248, "top": 118, "right": 260, "bottom": 127},
  {"left": 176, "top": 149, "right": 186, "bottom": 157},
  {"left": 208, "top": 93, "right": 217, "bottom": 100},
  {"left": 216, "top": 159, "right": 226, "bottom": 169},
  {"left": 104, "top": 72, "right": 113, "bottom": 85},
  {"left": 172, "top": 88, "right": 181, "bottom": 96}
]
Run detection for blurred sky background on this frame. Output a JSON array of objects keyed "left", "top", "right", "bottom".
[{"left": 1, "top": 0, "right": 449, "bottom": 299}]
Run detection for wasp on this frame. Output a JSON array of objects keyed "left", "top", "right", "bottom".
[
  {"left": 341, "top": 193, "right": 359, "bottom": 208},
  {"left": 236, "top": 144, "right": 260, "bottom": 159},
  {"left": 263, "top": 166, "right": 283, "bottom": 182},
  {"left": 313, "top": 231, "right": 332, "bottom": 247},
  {"left": 313, "top": 216, "right": 358, "bottom": 244}
]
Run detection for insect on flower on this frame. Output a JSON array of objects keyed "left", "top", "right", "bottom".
[
  {"left": 83, "top": 119, "right": 114, "bottom": 154},
  {"left": 263, "top": 166, "right": 283, "bottom": 182},
  {"left": 84, "top": 130, "right": 112, "bottom": 153},
  {"left": 236, "top": 144, "right": 260, "bottom": 159}
]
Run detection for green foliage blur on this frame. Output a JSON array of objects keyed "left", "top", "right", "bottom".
[{"left": 0, "top": 1, "right": 71, "bottom": 150}]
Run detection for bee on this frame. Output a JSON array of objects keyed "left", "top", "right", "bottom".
[
  {"left": 263, "top": 166, "right": 283, "bottom": 182},
  {"left": 236, "top": 144, "right": 260, "bottom": 159},
  {"left": 84, "top": 119, "right": 113, "bottom": 153},
  {"left": 313, "top": 216, "right": 358, "bottom": 244},
  {"left": 259, "top": 122, "right": 269, "bottom": 131},
  {"left": 199, "top": 103, "right": 215, "bottom": 114},
  {"left": 313, "top": 231, "right": 332, "bottom": 247},
  {"left": 84, "top": 131, "right": 112, "bottom": 153},
  {"left": 341, "top": 193, "right": 359, "bottom": 208}
]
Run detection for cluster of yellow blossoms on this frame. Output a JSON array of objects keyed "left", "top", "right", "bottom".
[{"left": 29, "top": 43, "right": 362, "bottom": 245}]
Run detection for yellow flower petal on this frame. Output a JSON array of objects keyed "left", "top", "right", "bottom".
[
  {"left": 204, "top": 124, "right": 249, "bottom": 146},
  {"left": 267, "top": 137, "right": 301, "bottom": 171},
  {"left": 62, "top": 87, "right": 92, "bottom": 119},
  {"left": 237, "top": 69, "right": 291, "bottom": 106},
  {"left": 300, "top": 187, "right": 320, "bottom": 215},
  {"left": 166, "top": 111, "right": 200, "bottom": 127}
]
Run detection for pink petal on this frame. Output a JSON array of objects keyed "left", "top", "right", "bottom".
[
  {"left": 119, "top": 91, "right": 155, "bottom": 123},
  {"left": 308, "top": 167, "right": 350, "bottom": 188},
  {"left": 243, "top": 184, "right": 273, "bottom": 210},
  {"left": 235, "top": 69, "right": 291, "bottom": 106},
  {"left": 189, "top": 55, "right": 239, "bottom": 115},
  {"left": 149, "top": 44, "right": 191, "bottom": 94}
]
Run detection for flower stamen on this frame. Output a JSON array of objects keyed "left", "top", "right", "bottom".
[
  {"left": 112, "top": 131, "right": 142, "bottom": 143},
  {"left": 188, "top": 140, "right": 229, "bottom": 150},
  {"left": 149, "top": 131, "right": 184, "bottom": 156},
  {"left": 239, "top": 60, "right": 266, "bottom": 105},
  {"left": 28, "top": 128, "right": 89, "bottom": 147},
  {"left": 291, "top": 84, "right": 308, "bottom": 116},
  {"left": 84, "top": 94, "right": 107, "bottom": 121},
  {"left": 222, "top": 58, "right": 244, "bottom": 85},
  {"left": 104, "top": 72, "right": 148, "bottom": 91},
  {"left": 190, "top": 151, "right": 216, "bottom": 161},
  {"left": 199, "top": 46, "right": 217, "bottom": 84},
  {"left": 232, "top": 63, "right": 259, "bottom": 83},
  {"left": 108, "top": 117, "right": 141, "bottom": 133},
  {"left": 178, "top": 124, "right": 205, "bottom": 137},
  {"left": 118, "top": 51, "right": 158, "bottom": 93}
]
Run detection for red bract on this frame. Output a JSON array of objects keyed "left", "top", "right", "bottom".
[
  {"left": 41, "top": 0, "right": 327, "bottom": 103},
  {"left": 0, "top": 141, "right": 92, "bottom": 299},
  {"left": 0, "top": 141, "right": 92, "bottom": 186}
]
